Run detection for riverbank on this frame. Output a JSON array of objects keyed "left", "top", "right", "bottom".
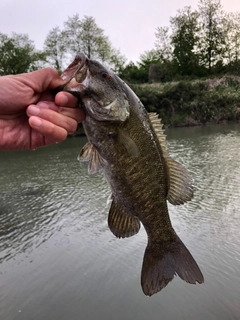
[
  {"left": 130, "top": 75, "right": 240, "bottom": 128},
  {"left": 72, "top": 75, "right": 240, "bottom": 136}
]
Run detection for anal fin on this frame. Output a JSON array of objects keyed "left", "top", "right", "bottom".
[{"left": 108, "top": 199, "right": 141, "bottom": 238}]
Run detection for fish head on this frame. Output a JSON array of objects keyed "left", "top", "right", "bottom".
[{"left": 61, "top": 53, "right": 130, "bottom": 122}]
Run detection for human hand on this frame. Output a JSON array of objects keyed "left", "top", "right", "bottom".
[{"left": 0, "top": 68, "right": 85, "bottom": 150}]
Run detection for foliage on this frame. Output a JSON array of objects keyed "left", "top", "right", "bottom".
[
  {"left": 44, "top": 14, "right": 126, "bottom": 73},
  {"left": 130, "top": 76, "right": 240, "bottom": 126},
  {"left": 64, "top": 15, "right": 111, "bottom": 61},
  {"left": 2, "top": 1, "right": 240, "bottom": 131},
  {"left": 224, "top": 12, "right": 240, "bottom": 69},
  {"left": 171, "top": 7, "right": 200, "bottom": 76},
  {"left": 144, "top": 0, "right": 240, "bottom": 82},
  {"left": 0, "top": 33, "right": 45, "bottom": 75},
  {"left": 197, "top": 0, "right": 226, "bottom": 73},
  {"left": 44, "top": 27, "right": 66, "bottom": 73},
  {"left": 119, "top": 50, "right": 162, "bottom": 83},
  {"left": 155, "top": 27, "right": 173, "bottom": 62},
  {"left": 118, "top": 62, "right": 146, "bottom": 83}
]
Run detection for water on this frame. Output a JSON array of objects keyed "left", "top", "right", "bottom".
[{"left": 0, "top": 123, "right": 240, "bottom": 320}]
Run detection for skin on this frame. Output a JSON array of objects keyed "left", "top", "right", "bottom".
[{"left": 0, "top": 68, "right": 85, "bottom": 150}]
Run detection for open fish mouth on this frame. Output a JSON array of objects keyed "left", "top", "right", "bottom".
[
  {"left": 61, "top": 53, "right": 87, "bottom": 82},
  {"left": 52, "top": 53, "right": 88, "bottom": 94}
]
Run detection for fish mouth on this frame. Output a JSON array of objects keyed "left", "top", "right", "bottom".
[
  {"left": 61, "top": 53, "right": 87, "bottom": 82},
  {"left": 54, "top": 53, "right": 88, "bottom": 94}
]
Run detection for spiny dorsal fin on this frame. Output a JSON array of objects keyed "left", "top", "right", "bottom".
[
  {"left": 148, "top": 113, "right": 168, "bottom": 157},
  {"left": 148, "top": 113, "right": 193, "bottom": 205},
  {"left": 165, "top": 157, "right": 193, "bottom": 205},
  {"left": 108, "top": 198, "right": 141, "bottom": 238},
  {"left": 78, "top": 142, "right": 105, "bottom": 174}
]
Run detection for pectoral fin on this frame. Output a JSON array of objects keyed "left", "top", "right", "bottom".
[
  {"left": 78, "top": 142, "right": 105, "bottom": 174},
  {"left": 108, "top": 198, "right": 141, "bottom": 238},
  {"left": 117, "top": 128, "right": 139, "bottom": 157},
  {"left": 165, "top": 157, "right": 193, "bottom": 205}
]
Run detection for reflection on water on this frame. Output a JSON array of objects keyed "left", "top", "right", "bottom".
[{"left": 0, "top": 124, "right": 240, "bottom": 320}]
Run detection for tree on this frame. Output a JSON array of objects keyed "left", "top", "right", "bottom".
[
  {"left": 118, "top": 62, "right": 145, "bottom": 83},
  {"left": 44, "top": 26, "right": 66, "bottom": 73},
  {"left": 63, "top": 15, "right": 111, "bottom": 61},
  {"left": 108, "top": 48, "right": 127, "bottom": 74},
  {"left": 170, "top": 6, "right": 200, "bottom": 76},
  {"left": 198, "top": 0, "right": 226, "bottom": 74},
  {"left": 224, "top": 12, "right": 240, "bottom": 71},
  {"left": 154, "top": 26, "right": 173, "bottom": 62},
  {"left": 137, "top": 50, "right": 160, "bottom": 82},
  {"left": 0, "top": 33, "right": 45, "bottom": 75},
  {"left": 50, "top": 14, "right": 126, "bottom": 73},
  {"left": 63, "top": 14, "right": 82, "bottom": 55}
]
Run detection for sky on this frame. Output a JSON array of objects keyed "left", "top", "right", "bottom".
[{"left": 1, "top": 0, "right": 240, "bottom": 63}]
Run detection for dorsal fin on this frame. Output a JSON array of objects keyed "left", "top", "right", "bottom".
[
  {"left": 148, "top": 113, "right": 193, "bottom": 205},
  {"left": 148, "top": 113, "right": 168, "bottom": 157},
  {"left": 78, "top": 142, "right": 105, "bottom": 174}
]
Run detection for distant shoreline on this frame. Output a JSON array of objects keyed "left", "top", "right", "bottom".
[{"left": 70, "top": 75, "right": 240, "bottom": 136}]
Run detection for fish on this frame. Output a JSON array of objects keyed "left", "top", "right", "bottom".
[{"left": 60, "top": 53, "right": 204, "bottom": 296}]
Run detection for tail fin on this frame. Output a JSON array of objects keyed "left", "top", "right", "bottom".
[{"left": 141, "top": 234, "right": 204, "bottom": 296}]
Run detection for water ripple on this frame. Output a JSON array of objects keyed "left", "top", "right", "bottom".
[{"left": 1, "top": 125, "right": 240, "bottom": 320}]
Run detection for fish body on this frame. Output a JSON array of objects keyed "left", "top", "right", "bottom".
[{"left": 61, "top": 54, "right": 204, "bottom": 296}]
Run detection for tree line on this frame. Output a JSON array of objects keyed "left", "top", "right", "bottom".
[
  {"left": 0, "top": 15, "right": 126, "bottom": 76},
  {"left": 122, "top": 0, "right": 240, "bottom": 83},
  {"left": 1, "top": 0, "right": 240, "bottom": 83}
]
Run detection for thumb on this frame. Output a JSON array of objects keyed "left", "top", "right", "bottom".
[{"left": 18, "top": 68, "right": 66, "bottom": 93}]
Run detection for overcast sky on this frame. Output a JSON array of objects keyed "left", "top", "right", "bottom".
[{"left": 1, "top": 0, "right": 240, "bottom": 63}]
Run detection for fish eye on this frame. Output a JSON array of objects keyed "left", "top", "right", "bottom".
[{"left": 101, "top": 72, "right": 111, "bottom": 79}]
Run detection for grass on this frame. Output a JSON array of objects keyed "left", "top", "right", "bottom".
[{"left": 129, "top": 75, "right": 240, "bottom": 127}]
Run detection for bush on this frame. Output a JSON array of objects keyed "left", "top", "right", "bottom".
[{"left": 129, "top": 76, "right": 240, "bottom": 126}]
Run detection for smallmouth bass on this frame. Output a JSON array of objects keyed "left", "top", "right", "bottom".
[{"left": 60, "top": 53, "right": 204, "bottom": 296}]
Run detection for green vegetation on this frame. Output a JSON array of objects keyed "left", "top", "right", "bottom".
[
  {"left": 0, "top": 15, "right": 126, "bottom": 76},
  {"left": 43, "top": 15, "right": 126, "bottom": 74},
  {"left": 0, "top": 33, "right": 46, "bottom": 75},
  {"left": 1, "top": 0, "right": 240, "bottom": 127},
  {"left": 120, "top": 0, "right": 240, "bottom": 83},
  {"left": 130, "top": 76, "right": 240, "bottom": 127}
]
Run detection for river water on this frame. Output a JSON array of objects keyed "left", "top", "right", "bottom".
[{"left": 0, "top": 123, "right": 240, "bottom": 320}]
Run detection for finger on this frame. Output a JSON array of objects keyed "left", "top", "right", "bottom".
[
  {"left": 28, "top": 117, "right": 68, "bottom": 142},
  {"left": 19, "top": 68, "right": 64, "bottom": 93},
  {"left": 28, "top": 102, "right": 85, "bottom": 124},
  {"left": 58, "top": 107, "right": 85, "bottom": 123},
  {"left": 55, "top": 92, "right": 78, "bottom": 108},
  {"left": 35, "top": 101, "right": 59, "bottom": 112},
  {"left": 27, "top": 106, "right": 78, "bottom": 134}
]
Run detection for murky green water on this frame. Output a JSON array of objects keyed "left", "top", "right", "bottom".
[{"left": 0, "top": 123, "right": 240, "bottom": 320}]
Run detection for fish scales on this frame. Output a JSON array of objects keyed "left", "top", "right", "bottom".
[
  {"left": 84, "top": 99, "right": 173, "bottom": 239},
  {"left": 60, "top": 53, "right": 204, "bottom": 296}
]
